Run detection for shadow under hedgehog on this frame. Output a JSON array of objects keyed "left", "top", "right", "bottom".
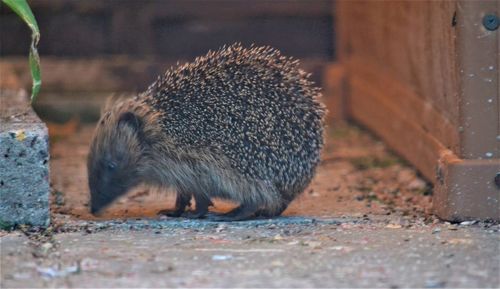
[{"left": 87, "top": 44, "right": 325, "bottom": 221}]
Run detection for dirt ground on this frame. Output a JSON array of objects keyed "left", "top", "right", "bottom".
[
  {"left": 48, "top": 123, "right": 434, "bottom": 220},
  {"left": 1, "top": 122, "right": 499, "bottom": 288}
]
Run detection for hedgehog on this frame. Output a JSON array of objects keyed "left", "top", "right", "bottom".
[{"left": 87, "top": 44, "right": 325, "bottom": 221}]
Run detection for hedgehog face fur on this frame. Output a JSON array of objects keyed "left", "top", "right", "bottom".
[
  {"left": 87, "top": 44, "right": 325, "bottom": 221},
  {"left": 87, "top": 108, "right": 145, "bottom": 214}
]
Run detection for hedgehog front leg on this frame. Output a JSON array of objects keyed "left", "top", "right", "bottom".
[
  {"left": 182, "top": 194, "right": 213, "bottom": 219},
  {"left": 157, "top": 192, "right": 191, "bottom": 217}
]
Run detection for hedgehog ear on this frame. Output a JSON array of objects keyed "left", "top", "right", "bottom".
[{"left": 118, "top": 112, "right": 143, "bottom": 133}]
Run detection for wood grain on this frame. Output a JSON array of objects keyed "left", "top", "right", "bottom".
[
  {"left": 333, "top": 0, "right": 500, "bottom": 220},
  {"left": 337, "top": 0, "right": 460, "bottom": 129}
]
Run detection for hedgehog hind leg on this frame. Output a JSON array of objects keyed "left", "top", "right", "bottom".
[
  {"left": 208, "top": 203, "right": 259, "bottom": 221},
  {"left": 254, "top": 193, "right": 294, "bottom": 218},
  {"left": 157, "top": 192, "right": 191, "bottom": 217},
  {"left": 254, "top": 203, "right": 288, "bottom": 218}
]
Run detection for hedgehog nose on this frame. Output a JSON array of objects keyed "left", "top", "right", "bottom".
[
  {"left": 90, "top": 198, "right": 103, "bottom": 216},
  {"left": 90, "top": 205, "right": 105, "bottom": 216},
  {"left": 90, "top": 205, "right": 99, "bottom": 215}
]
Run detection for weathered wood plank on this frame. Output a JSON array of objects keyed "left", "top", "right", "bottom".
[
  {"left": 337, "top": 0, "right": 460, "bottom": 129},
  {"left": 0, "top": 57, "right": 327, "bottom": 93},
  {"left": 28, "top": 0, "right": 333, "bottom": 18},
  {"left": 348, "top": 57, "right": 460, "bottom": 155},
  {"left": 322, "top": 64, "right": 346, "bottom": 124},
  {"left": 1, "top": 57, "right": 328, "bottom": 123},
  {"left": 348, "top": 69, "right": 446, "bottom": 182},
  {"left": 333, "top": 0, "right": 500, "bottom": 220},
  {"left": 456, "top": 0, "right": 499, "bottom": 159}
]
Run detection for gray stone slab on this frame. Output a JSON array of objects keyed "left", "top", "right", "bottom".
[
  {"left": 0, "top": 90, "right": 50, "bottom": 227},
  {"left": 1, "top": 220, "right": 499, "bottom": 288}
]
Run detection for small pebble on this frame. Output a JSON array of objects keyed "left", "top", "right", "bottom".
[
  {"left": 271, "top": 260, "right": 285, "bottom": 267},
  {"left": 425, "top": 280, "right": 446, "bottom": 288},
  {"left": 460, "top": 220, "right": 477, "bottom": 226},
  {"left": 212, "top": 255, "right": 233, "bottom": 261},
  {"left": 309, "top": 191, "right": 320, "bottom": 197}
]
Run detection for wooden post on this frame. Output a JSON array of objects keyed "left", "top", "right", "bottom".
[
  {"left": 434, "top": 0, "right": 500, "bottom": 221},
  {"left": 332, "top": 0, "right": 500, "bottom": 221}
]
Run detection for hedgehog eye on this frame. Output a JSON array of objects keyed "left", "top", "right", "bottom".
[{"left": 107, "top": 162, "right": 117, "bottom": 171}]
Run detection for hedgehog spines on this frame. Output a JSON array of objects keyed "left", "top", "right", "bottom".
[{"left": 141, "top": 44, "right": 324, "bottom": 203}]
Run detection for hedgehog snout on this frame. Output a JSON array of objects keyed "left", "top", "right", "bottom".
[
  {"left": 88, "top": 175, "right": 119, "bottom": 215},
  {"left": 89, "top": 186, "right": 119, "bottom": 216}
]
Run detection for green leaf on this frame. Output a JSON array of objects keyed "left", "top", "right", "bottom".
[
  {"left": 2, "top": 0, "right": 41, "bottom": 102},
  {"left": 29, "top": 43, "right": 41, "bottom": 101}
]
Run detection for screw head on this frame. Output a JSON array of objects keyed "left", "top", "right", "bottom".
[
  {"left": 495, "top": 172, "right": 500, "bottom": 189},
  {"left": 483, "top": 14, "right": 499, "bottom": 31}
]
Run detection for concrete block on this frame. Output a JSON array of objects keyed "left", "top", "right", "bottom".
[{"left": 0, "top": 90, "right": 50, "bottom": 227}]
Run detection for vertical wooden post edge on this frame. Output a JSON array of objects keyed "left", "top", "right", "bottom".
[
  {"left": 434, "top": 0, "right": 500, "bottom": 221},
  {"left": 435, "top": 150, "right": 500, "bottom": 221}
]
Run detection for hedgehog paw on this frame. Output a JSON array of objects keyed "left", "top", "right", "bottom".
[
  {"left": 181, "top": 211, "right": 207, "bottom": 219},
  {"left": 157, "top": 209, "right": 184, "bottom": 218},
  {"left": 207, "top": 205, "right": 257, "bottom": 221},
  {"left": 254, "top": 204, "right": 288, "bottom": 219}
]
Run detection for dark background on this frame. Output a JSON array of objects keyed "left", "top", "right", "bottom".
[
  {"left": 1, "top": 0, "right": 334, "bottom": 59},
  {"left": 1, "top": 0, "right": 335, "bottom": 121}
]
